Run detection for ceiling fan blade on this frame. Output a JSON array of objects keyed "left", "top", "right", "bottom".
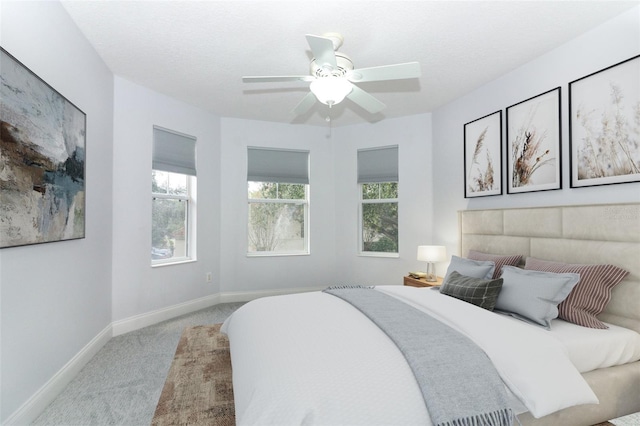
[
  {"left": 347, "top": 62, "right": 421, "bottom": 83},
  {"left": 305, "top": 34, "right": 337, "bottom": 69},
  {"left": 243, "top": 75, "right": 315, "bottom": 83},
  {"left": 291, "top": 92, "right": 317, "bottom": 116},
  {"left": 346, "top": 83, "right": 386, "bottom": 114}
]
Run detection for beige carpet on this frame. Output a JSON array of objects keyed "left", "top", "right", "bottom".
[{"left": 152, "top": 324, "right": 235, "bottom": 426}]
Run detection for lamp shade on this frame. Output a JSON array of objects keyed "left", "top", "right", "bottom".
[
  {"left": 417, "top": 245, "right": 447, "bottom": 262},
  {"left": 310, "top": 78, "right": 352, "bottom": 106}
]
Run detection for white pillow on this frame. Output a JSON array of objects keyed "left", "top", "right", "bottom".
[
  {"left": 495, "top": 266, "right": 580, "bottom": 329},
  {"left": 444, "top": 255, "right": 495, "bottom": 282}
]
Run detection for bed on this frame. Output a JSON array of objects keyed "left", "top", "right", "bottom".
[{"left": 222, "top": 202, "right": 640, "bottom": 425}]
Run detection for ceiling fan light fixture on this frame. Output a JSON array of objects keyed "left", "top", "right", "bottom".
[
  {"left": 243, "top": 33, "right": 419, "bottom": 116},
  {"left": 310, "top": 78, "right": 352, "bottom": 107}
]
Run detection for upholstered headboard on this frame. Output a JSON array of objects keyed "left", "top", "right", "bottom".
[{"left": 459, "top": 203, "right": 640, "bottom": 334}]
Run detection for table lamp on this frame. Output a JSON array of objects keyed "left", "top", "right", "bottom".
[{"left": 417, "top": 245, "right": 447, "bottom": 282}]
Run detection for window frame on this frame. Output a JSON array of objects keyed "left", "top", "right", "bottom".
[
  {"left": 247, "top": 181, "right": 310, "bottom": 257},
  {"left": 151, "top": 171, "right": 196, "bottom": 266},
  {"left": 359, "top": 181, "right": 399, "bottom": 258}
]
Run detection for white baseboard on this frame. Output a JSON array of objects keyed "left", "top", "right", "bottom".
[
  {"left": 220, "top": 286, "right": 324, "bottom": 303},
  {"left": 111, "top": 293, "right": 221, "bottom": 336},
  {"left": 3, "top": 325, "right": 112, "bottom": 426},
  {"left": 110, "top": 287, "right": 321, "bottom": 337},
  {"left": 4, "top": 287, "right": 319, "bottom": 425}
]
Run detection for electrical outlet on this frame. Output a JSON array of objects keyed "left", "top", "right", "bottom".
[{"left": 206, "top": 272, "right": 212, "bottom": 283}]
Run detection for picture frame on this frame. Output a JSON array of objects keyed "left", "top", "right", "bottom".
[
  {"left": 464, "top": 110, "right": 503, "bottom": 198},
  {"left": 569, "top": 55, "right": 640, "bottom": 188},
  {"left": 0, "top": 48, "right": 86, "bottom": 249},
  {"left": 506, "top": 87, "right": 561, "bottom": 194}
]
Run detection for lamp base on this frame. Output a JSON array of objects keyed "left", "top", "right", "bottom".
[{"left": 425, "top": 262, "right": 437, "bottom": 282}]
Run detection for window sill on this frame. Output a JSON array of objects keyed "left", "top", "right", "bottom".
[
  {"left": 359, "top": 252, "right": 399, "bottom": 258},
  {"left": 151, "top": 258, "right": 196, "bottom": 268},
  {"left": 246, "top": 252, "right": 310, "bottom": 258}
]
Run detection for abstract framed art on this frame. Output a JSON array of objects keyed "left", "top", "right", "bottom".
[
  {"left": 464, "top": 110, "right": 502, "bottom": 198},
  {"left": 569, "top": 55, "right": 640, "bottom": 188},
  {"left": 506, "top": 87, "right": 561, "bottom": 194},
  {"left": 0, "top": 48, "right": 86, "bottom": 248}
]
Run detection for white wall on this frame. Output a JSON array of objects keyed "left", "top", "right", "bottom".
[
  {"left": 333, "top": 114, "right": 438, "bottom": 282},
  {"left": 0, "top": 1, "right": 114, "bottom": 422},
  {"left": 432, "top": 6, "right": 640, "bottom": 258},
  {"left": 111, "top": 77, "right": 222, "bottom": 323},
  {"left": 219, "top": 119, "right": 337, "bottom": 294}
]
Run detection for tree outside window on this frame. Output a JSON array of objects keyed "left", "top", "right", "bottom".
[
  {"left": 361, "top": 182, "right": 398, "bottom": 253},
  {"left": 247, "top": 182, "right": 308, "bottom": 254}
]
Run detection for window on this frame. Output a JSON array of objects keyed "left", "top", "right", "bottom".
[
  {"left": 358, "top": 146, "right": 398, "bottom": 255},
  {"left": 248, "top": 182, "right": 308, "bottom": 253},
  {"left": 152, "top": 126, "right": 196, "bottom": 265},
  {"left": 247, "top": 148, "right": 309, "bottom": 255},
  {"left": 361, "top": 182, "right": 398, "bottom": 253},
  {"left": 152, "top": 171, "right": 191, "bottom": 262}
]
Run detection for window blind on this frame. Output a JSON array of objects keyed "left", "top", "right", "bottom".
[
  {"left": 152, "top": 126, "right": 197, "bottom": 176},
  {"left": 357, "top": 145, "right": 398, "bottom": 183},
  {"left": 247, "top": 147, "right": 310, "bottom": 184}
]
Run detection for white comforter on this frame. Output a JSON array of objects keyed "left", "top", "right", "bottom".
[{"left": 222, "top": 286, "right": 599, "bottom": 425}]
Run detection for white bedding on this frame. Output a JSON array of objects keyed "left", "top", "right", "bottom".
[
  {"left": 222, "top": 286, "right": 600, "bottom": 425},
  {"left": 547, "top": 318, "right": 640, "bottom": 373}
]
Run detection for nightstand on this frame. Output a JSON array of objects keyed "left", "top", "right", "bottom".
[{"left": 403, "top": 275, "right": 443, "bottom": 287}]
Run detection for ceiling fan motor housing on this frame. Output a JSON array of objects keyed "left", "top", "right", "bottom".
[{"left": 310, "top": 52, "right": 354, "bottom": 78}]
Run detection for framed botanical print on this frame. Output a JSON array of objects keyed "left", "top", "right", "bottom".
[
  {"left": 506, "top": 87, "right": 562, "bottom": 194},
  {"left": 464, "top": 110, "right": 502, "bottom": 198},
  {"left": 569, "top": 55, "right": 640, "bottom": 188}
]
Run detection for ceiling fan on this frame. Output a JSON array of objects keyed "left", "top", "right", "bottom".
[{"left": 242, "top": 33, "right": 421, "bottom": 116}]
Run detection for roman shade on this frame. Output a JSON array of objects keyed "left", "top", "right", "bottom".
[
  {"left": 357, "top": 145, "right": 398, "bottom": 183},
  {"left": 247, "top": 147, "right": 310, "bottom": 184},
  {"left": 152, "top": 126, "right": 197, "bottom": 176}
]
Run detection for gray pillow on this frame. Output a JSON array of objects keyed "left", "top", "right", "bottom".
[
  {"left": 440, "top": 271, "right": 503, "bottom": 311},
  {"left": 444, "top": 255, "right": 495, "bottom": 281},
  {"left": 495, "top": 266, "right": 580, "bottom": 329}
]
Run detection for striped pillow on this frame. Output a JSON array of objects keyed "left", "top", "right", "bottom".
[
  {"left": 524, "top": 257, "right": 629, "bottom": 329},
  {"left": 467, "top": 250, "right": 522, "bottom": 279}
]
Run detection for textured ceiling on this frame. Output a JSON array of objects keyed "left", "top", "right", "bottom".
[{"left": 61, "top": 0, "right": 638, "bottom": 126}]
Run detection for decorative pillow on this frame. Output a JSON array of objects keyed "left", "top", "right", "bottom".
[
  {"left": 467, "top": 250, "right": 522, "bottom": 279},
  {"left": 444, "top": 255, "right": 495, "bottom": 282},
  {"left": 495, "top": 266, "right": 580, "bottom": 329},
  {"left": 440, "top": 271, "right": 503, "bottom": 311},
  {"left": 524, "top": 257, "right": 629, "bottom": 329}
]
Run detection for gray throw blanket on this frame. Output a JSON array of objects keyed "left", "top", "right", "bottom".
[{"left": 324, "top": 286, "right": 514, "bottom": 426}]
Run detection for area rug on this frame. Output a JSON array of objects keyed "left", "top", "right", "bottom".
[{"left": 152, "top": 324, "right": 235, "bottom": 426}]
